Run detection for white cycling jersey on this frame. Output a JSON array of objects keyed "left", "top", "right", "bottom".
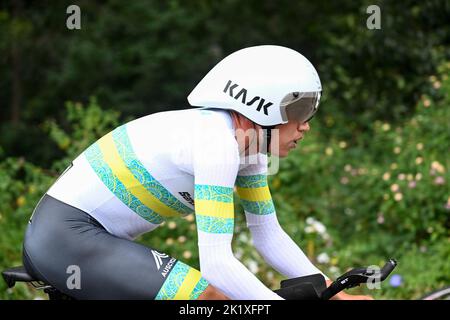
[{"left": 47, "top": 108, "right": 325, "bottom": 299}]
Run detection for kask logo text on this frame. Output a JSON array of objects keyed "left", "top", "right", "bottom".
[{"left": 223, "top": 80, "right": 273, "bottom": 115}]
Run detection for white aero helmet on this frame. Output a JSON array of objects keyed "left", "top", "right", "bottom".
[{"left": 187, "top": 45, "right": 322, "bottom": 126}]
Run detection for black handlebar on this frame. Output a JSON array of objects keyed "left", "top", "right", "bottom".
[
  {"left": 275, "top": 258, "right": 397, "bottom": 300},
  {"left": 380, "top": 259, "right": 397, "bottom": 281},
  {"left": 320, "top": 258, "right": 397, "bottom": 300}
]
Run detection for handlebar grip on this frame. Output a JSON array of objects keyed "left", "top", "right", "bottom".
[{"left": 380, "top": 259, "right": 397, "bottom": 281}]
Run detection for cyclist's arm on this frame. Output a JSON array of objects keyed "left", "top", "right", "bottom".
[
  {"left": 192, "top": 128, "right": 282, "bottom": 300},
  {"left": 236, "top": 169, "right": 328, "bottom": 279}
]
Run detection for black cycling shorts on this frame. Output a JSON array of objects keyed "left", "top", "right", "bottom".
[{"left": 22, "top": 194, "right": 209, "bottom": 299}]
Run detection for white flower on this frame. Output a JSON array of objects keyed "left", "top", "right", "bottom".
[
  {"left": 305, "top": 217, "right": 327, "bottom": 235},
  {"left": 394, "top": 193, "right": 403, "bottom": 201},
  {"left": 238, "top": 233, "right": 249, "bottom": 243},
  {"left": 345, "top": 208, "right": 354, "bottom": 216},
  {"left": 247, "top": 260, "right": 259, "bottom": 274},
  {"left": 329, "top": 266, "right": 340, "bottom": 275},
  {"left": 358, "top": 168, "right": 368, "bottom": 175},
  {"left": 317, "top": 252, "right": 330, "bottom": 264},
  {"left": 306, "top": 217, "right": 315, "bottom": 225},
  {"left": 431, "top": 161, "right": 445, "bottom": 173},
  {"left": 433, "top": 81, "right": 441, "bottom": 89},
  {"left": 340, "top": 176, "right": 349, "bottom": 185},
  {"left": 168, "top": 221, "right": 177, "bottom": 229},
  {"left": 182, "top": 250, "right": 192, "bottom": 259},
  {"left": 313, "top": 221, "right": 327, "bottom": 234}
]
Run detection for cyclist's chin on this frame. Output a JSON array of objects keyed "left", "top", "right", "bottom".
[
  {"left": 270, "top": 146, "right": 289, "bottom": 158},
  {"left": 280, "top": 149, "right": 290, "bottom": 158}
]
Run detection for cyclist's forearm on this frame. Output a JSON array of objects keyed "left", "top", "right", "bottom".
[
  {"left": 198, "top": 242, "right": 283, "bottom": 300},
  {"left": 246, "top": 213, "right": 329, "bottom": 279}
]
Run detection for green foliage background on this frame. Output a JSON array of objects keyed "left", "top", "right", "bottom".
[{"left": 0, "top": 1, "right": 449, "bottom": 299}]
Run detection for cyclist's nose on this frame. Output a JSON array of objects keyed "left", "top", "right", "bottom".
[{"left": 299, "top": 121, "right": 310, "bottom": 132}]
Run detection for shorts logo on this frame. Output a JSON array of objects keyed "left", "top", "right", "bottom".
[
  {"left": 151, "top": 250, "right": 169, "bottom": 270},
  {"left": 151, "top": 250, "right": 177, "bottom": 278},
  {"left": 161, "top": 258, "right": 177, "bottom": 278}
]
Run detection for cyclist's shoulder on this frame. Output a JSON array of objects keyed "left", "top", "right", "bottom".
[
  {"left": 238, "top": 152, "right": 268, "bottom": 174},
  {"left": 122, "top": 108, "right": 232, "bottom": 132}
]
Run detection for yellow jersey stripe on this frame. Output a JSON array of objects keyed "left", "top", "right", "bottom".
[
  {"left": 236, "top": 186, "right": 272, "bottom": 202},
  {"left": 194, "top": 199, "right": 234, "bottom": 219},
  {"left": 173, "top": 268, "right": 203, "bottom": 300},
  {"left": 98, "top": 134, "right": 179, "bottom": 217}
]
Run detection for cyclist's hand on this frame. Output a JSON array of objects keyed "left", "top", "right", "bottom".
[
  {"left": 325, "top": 279, "right": 374, "bottom": 300},
  {"left": 332, "top": 293, "right": 374, "bottom": 300}
]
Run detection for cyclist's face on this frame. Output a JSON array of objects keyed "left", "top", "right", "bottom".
[{"left": 270, "top": 120, "right": 310, "bottom": 157}]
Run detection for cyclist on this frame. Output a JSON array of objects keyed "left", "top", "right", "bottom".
[{"left": 22, "top": 45, "right": 372, "bottom": 300}]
